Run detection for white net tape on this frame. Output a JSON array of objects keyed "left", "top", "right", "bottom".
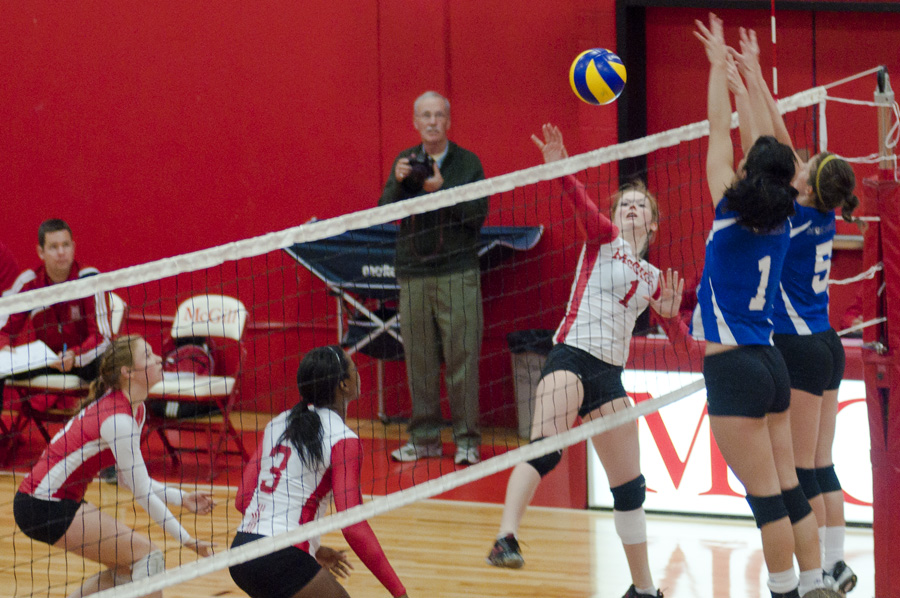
[
  {"left": 94, "top": 379, "right": 705, "bottom": 598},
  {"left": 0, "top": 87, "right": 827, "bottom": 318}
]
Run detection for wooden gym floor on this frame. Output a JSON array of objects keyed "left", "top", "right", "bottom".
[{"left": 0, "top": 471, "right": 874, "bottom": 598}]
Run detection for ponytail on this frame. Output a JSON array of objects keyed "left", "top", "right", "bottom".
[
  {"left": 80, "top": 335, "right": 142, "bottom": 410},
  {"left": 280, "top": 345, "right": 349, "bottom": 469}
]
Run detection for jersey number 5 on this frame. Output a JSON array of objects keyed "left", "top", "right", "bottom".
[
  {"left": 812, "top": 241, "right": 832, "bottom": 294},
  {"left": 260, "top": 445, "right": 292, "bottom": 494}
]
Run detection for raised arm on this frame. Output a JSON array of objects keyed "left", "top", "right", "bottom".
[
  {"left": 331, "top": 437, "right": 407, "bottom": 598},
  {"left": 531, "top": 124, "right": 615, "bottom": 243},
  {"left": 733, "top": 27, "right": 794, "bottom": 151},
  {"left": 695, "top": 14, "right": 736, "bottom": 205}
]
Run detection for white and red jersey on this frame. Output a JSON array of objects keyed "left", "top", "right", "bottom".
[
  {"left": 19, "top": 390, "right": 192, "bottom": 543},
  {"left": 0, "top": 261, "right": 112, "bottom": 368},
  {"left": 554, "top": 176, "right": 661, "bottom": 366},
  {"left": 236, "top": 406, "right": 405, "bottom": 597}
]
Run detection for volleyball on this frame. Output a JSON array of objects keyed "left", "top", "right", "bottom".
[{"left": 569, "top": 48, "right": 627, "bottom": 105}]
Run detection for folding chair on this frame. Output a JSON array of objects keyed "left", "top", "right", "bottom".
[
  {"left": 1, "top": 292, "right": 126, "bottom": 461},
  {"left": 146, "top": 294, "right": 250, "bottom": 470}
]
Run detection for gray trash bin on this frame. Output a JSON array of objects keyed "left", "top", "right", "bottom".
[{"left": 507, "top": 330, "right": 554, "bottom": 439}]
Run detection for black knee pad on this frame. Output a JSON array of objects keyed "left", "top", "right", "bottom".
[
  {"left": 610, "top": 475, "right": 646, "bottom": 512},
  {"left": 745, "top": 493, "right": 789, "bottom": 528},
  {"left": 796, "top": 467, "right": 822, "bottom": 500},
  {"left": 782, "top": 485, "right": 813, "bottom": 524},
  {"left": 816, "top": 465, "right": 842, "bottom": 493},
  {"left": 526, "top": 438, "right": 562, "bottom": 478}
]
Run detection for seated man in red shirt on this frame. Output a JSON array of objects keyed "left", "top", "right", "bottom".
[{"left": 0, "top": 219, "right": 111, "bottom": 386}]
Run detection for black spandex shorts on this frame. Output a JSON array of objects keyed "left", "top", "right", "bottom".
[
  {"left": 13, "top": 492, "right": 83, "bottom": 545},
  {"left": 773, "top": 329, "right": 845, "bottom": 395},
  {"left": 703, "top": 345, "right": 791, "bottom": 418},
  {"left": 229, "top": 531, "right": 321, "bottom": 598},
  {"left": 540, "top": 344, "right": 627, "bottom": 417}
]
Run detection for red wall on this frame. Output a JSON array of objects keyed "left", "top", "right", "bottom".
[{"left": 2, "top": 2, "right": 895, "bottom": 422}]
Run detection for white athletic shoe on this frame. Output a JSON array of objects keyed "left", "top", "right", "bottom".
[
  {"left": 390, "top": 442, "right": 442, "bottom": 462},
  {"left": 454, "top": 446, "right": 480, "bottom": 465}
]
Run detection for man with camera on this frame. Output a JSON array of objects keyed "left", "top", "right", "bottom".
[{"left": 378, "top": 91, "right": 488, "bottom": 466}]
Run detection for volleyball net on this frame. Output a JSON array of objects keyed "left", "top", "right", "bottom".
[{"left": 0, "top": 72, "right": 892, "bottom": 598}]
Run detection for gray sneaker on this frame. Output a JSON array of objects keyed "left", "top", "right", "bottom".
[
  {"left": 487, "top": 534, "right": 523, "bottom": 568},
  {"left": 390, "top": 442, "right": 442, "bottom": 462},
  {"left": 823, "top": 561, "right": 857, "bottom": 595},
  {"left": 454, "top": 446, "right": 481, "bottom": 465}
]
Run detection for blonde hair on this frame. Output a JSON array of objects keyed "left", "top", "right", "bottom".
[
  {"left": 610, "top": 180, "right": 660, "bottom": 254},
  {"left": 82, "top": 335, "right": 142, "bottom": 409}
]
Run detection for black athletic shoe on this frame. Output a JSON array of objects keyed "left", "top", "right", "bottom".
[
  {"left": 824, "top": 561, "right": 857, "bottom": 595},
  {"left": 486, "top": 534, "right": 524, "bottom": 569},
  {"left": 770, "top": 589, "right": 800, "bottom": 598},
  {"left": 99, "top": 466, "right": 117, "bottom": 485},
  {"left": 622, "top": 585, "right": 663, "bottom": 598}
]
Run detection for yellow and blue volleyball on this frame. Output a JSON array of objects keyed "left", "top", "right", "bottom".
[{"left": 569, "top": 48, "right": 626, "bottom": 105}]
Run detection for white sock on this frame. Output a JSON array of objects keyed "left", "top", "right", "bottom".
[
  {"left": 824, "top": 526, "right": 846, "bottom": 570},
  {"left": 799, "top": 569, "right": 824, "bottom": 596},
  {"left": 818, "top": 526, "right": 826, "bottom": 564},
  {"left": 767, "top": 568, "right": 799, "bottom": 594},
  {"left": 636, "top": 586, "right": 657, "bottom": 597}
]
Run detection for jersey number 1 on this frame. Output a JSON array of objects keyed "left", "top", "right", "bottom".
[
  {"left": 260, "top": 445, "right": 292, "bottom": 494},
  {"left": 619, "top": 280, "right": 640, "bottom": 307},
  {"left": 748, "top": 256, "right": 771, "bottom": 311}
]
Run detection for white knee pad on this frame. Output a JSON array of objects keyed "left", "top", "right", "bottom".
[
  {"left": 614, "top": 507, "right": 647, "bottom": 545},
  {"left": 132, "top": 550, "right": 165, "bottom": 581}
]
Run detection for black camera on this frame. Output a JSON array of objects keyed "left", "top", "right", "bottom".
[{"left": 401, "top": 152, "right": 435, "bottom": 194}]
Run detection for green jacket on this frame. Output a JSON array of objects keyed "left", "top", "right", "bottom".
[{"left": 378, "top": 141, "right": 489, "bottom": 277}]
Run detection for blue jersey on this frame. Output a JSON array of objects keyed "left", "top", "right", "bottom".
[
  {"left": 773, "top": 203, "right": 835, "bottom": 335},
  {"left": 691, "top": 201, "right": 791, "bottom": 345}
]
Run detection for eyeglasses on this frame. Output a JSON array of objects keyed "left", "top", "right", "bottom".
[{"left": 415, "top": 111, "right": 448, "bottom": 121}]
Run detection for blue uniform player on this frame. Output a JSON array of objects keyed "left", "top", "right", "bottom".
[
  {"left": 694, "top": 14, "right": 828, "bottom": 598},
  {"left": 729, "top": 24, "right": 860, "bottom": 594}
]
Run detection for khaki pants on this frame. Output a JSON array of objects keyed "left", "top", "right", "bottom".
[{"left": 398, "top": 268, "right": 482, "bottom": 449}]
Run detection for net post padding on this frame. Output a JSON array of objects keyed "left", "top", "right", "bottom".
[
  {"left": 860, "top": 175, "right": 900, "bottom": 598},
  {"left": 93, "top": 378, "right": 705, "bottom": 598},
  {"left": 0, "top": 87, "right": 827, "bottom": 318}
]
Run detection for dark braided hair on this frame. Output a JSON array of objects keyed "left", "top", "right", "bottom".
[
  {"left": 724, "top": 136, "right": 798, "bottom": 231},
  {"left": 280, "top": 345, "right": 350, "bottom": 469}
]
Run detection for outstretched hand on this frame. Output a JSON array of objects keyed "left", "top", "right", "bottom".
[
  {"left": 730, "top": 27, "right": 761, "bottom": 76},
  {"left": 648, "top": 268, "right": 684, "bottom": 320},
  {"left": 694, "top": 13, "right": 728, "bottom": 66},
  {"left": 184, "top": 492, "right": 216, "bottom": 515},
  {"left": 315, "top": 546, "right": 354, "bottom": 579},
  {"left": 530, "top": 123, "right": 568, "bottom": 163},
  {"left": 724, "top": 53, "right": 747, "bottom": 97}
]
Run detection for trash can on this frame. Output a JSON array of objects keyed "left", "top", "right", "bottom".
[{"left": 506, "top": 330, "right": 555, "bottom": 439}]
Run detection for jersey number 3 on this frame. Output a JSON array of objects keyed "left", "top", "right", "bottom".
[{"left": 260, "top": 445, "right": 292, "bottom": 494}]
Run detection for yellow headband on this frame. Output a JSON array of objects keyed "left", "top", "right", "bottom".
[{"left": 815, "top": 154, "right": 838, "bottom": 200}]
